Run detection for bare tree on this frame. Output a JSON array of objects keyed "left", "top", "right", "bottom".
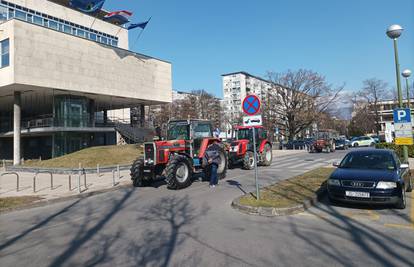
[
  {"left": 358, "top": 78, "right": 390, "bottom": 136},
  {"left": 266, "top": 69, "right": 343, "bottom": 140}
]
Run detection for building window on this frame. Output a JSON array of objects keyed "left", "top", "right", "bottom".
[
  {"left": 33, "top": 15, "right": 42, "bottom": 25},
  {"left": 0, "top": 5, "right": 7, "bottom": 22},
  {"left": 0, "top": 38, "right": 10, "bottom": 68},
  {"left": 0, "top": 2, "right": 120, "bottom": 48}
]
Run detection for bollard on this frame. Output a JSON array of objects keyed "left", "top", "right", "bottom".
[
  {"left": 83, "top": 169, "right": 87, "bottom": 189},
  {"left": 97, "top": 163, "right": 100, "bottom": 177},
  {"left": 68, "top": 173, "right": 72, "bottom": 191},
  {"left": 117, "top": 165, "right": 120, "bottom": 179},
  {"left": 51, "top": 173, "right": 53, "bottom": 190},
  {"left": 78, "top": 169, "right": 81, "bottom": 194},
  {"left": 33, "top": 175, "right": 36, "bottom": 192},
  {"left": 112, "top": 169, "right": 117, "bottom": 186},
  {"left": 2, "top": 159, "right": 5, "bottom": 171},
  {"left": 0, "top": 172, "right": 19, "bottom": 192}
]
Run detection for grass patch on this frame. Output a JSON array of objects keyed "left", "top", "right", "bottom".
[
  {"left": 239, "top": 167, "right": 334, "bottom": 208},
  {"left": 24, "top": 144, "right": 143, "bottom": 169},
  {"left": 0, "top": 196, "right": 43, "bottom": 211}
]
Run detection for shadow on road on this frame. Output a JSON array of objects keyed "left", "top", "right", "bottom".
[
  {"left": 126, "top": 195, "right": 208, "bottom": 266},
  {"left": 0, "top": 199, "right": 83, "bottom": 252},
  {"left": 289, "top": 195, "right": 414, "bottom": 267},
  {"left": 47, "top": 188, "right": 134, "bottom": 267}
]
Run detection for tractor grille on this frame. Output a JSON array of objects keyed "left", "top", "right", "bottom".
[{"left": 144, "top": 143, "right": 155, "bottom": 162}]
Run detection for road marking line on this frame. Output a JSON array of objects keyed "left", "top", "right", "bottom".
[{"left": 383, "top": 223, "right": 414, "bottom": 230}]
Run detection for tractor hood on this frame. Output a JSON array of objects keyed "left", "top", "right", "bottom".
[{"left": 230, "top": 139, "right": 249, "bottom": 147}]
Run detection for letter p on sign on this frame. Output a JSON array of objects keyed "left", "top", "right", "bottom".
[{"left": 397, "top": 110, "right": 406, "bottom": 121}]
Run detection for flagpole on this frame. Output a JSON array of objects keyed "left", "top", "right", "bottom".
[
  {"left": 132, "top": 17, "right": 152, "bottom": 50},
  {"left": 115, "top": 25, "right": 124, "bottom": 37},
  {"left": 88, "top": 0, "right": 105, "bottom": 29}
]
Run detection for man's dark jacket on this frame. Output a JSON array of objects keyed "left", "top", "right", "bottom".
[{"left": 203, "top": 143, "right": 221, "bottom": 166}]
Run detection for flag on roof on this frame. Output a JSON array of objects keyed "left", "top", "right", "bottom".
[
  {"left": 127, "top": 18, "right": 151, "bottom": 30},
  {"left": 103, "top": 10, "right": 133, "bottom": 25},
  {"left": 69, "top": 0, "right": 105, "bottom": 14}
]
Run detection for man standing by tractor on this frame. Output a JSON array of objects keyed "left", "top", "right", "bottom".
[{"left": 203, "top": 140, "right": 221, "bottom": 188}]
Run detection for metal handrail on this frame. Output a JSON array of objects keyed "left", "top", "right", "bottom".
[
  {"left": 1, "top": 172, "right": 20, "bottom": 192},
  {"left": 33, "top": 171, "right": 53, "bottom": 193}
]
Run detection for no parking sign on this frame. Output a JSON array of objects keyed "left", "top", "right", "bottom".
[{"left": 242, "top": 94, "right": 261, "bottom": 116}]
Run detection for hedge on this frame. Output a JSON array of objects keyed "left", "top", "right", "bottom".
[{"left": 375, "top": 142, "right": 414, "bottom": 158}]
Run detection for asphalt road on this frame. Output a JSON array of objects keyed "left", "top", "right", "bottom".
[{"left": 1, "top": 149, "right": 413, "bottom": 267}]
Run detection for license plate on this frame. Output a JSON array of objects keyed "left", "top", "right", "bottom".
[
  {"left": 345, "top": 191, "right": 370, "bottom": 198},
  {"left": 143, "top": 170, "right": 151, "bottom": 173}
]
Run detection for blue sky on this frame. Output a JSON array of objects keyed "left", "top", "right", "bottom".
[{"left": 105, "top": 0, "right": 414, "bottom": 98}]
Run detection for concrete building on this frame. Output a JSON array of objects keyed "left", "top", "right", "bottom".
[
  {"left": 374, "top": 99, "right": 414, "bottom": 142},
  {"left": 0, "top": 0, "right": 172, "bottom": 163},
  {"left": 222, "top": 71, "right": 272, "bottom": 124}
]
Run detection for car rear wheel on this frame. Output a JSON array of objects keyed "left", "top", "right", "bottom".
[
  {"left": 353, "top": 143, "right": 359, "bottom": 147},
  {"left": 395, "top": 188, "right": 406, "bottom": 209}
]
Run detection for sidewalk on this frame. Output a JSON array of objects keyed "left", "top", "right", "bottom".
[{"left": 0, "top": 169, "right": 131, "bottom": 200}]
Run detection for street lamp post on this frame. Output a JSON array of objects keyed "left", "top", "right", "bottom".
[
  {"left": 402, "top": 69, "right": 412, "bottom": 109},
  {"left": 386, "top": 24, "right": 409, "bottom": 163}
]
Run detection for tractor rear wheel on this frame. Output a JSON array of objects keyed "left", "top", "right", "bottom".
[
  {"left": 260, "top": 143, "right": 272, "bottom": 166},
  {"left": 165, "top": 154, "right": 193, "bottom": 189},
  {"left": 130, "top": 159, "right": 151, "bottom": 187},
  {"left": 243, "top": 151, "right": 255, "bottom": 170}
]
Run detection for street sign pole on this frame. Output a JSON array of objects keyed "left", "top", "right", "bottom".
[
  {"left": 252, "top": 127, "right": 260, "bottom": 200},
  {"left": 242, "top": 94, "right": 262, "bottom": 201}
]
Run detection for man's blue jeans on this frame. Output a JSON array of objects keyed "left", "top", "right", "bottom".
[{"left": 210, "top": 163, "right": 218, "bottom": 185}]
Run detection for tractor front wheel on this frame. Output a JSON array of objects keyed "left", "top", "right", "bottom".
[
  {"left": 130, "top": 159, "right": 151, "bottom": 187},
  {"left": 165, "top": 154, "right": 193, "bottom": 190},
  {"left": 260, "top": 143, "right": 272, "bottom": 166}
]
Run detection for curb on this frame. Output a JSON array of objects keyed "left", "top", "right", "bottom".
[
  {"left": 0, "top": 183, "right": 132, "bottom": 214},
  {"left": 231, "top": 185, "right": 327, "bottom": 217}
]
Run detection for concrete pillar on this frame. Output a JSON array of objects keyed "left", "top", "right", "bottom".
[
  {"left": 103, "top": 109, "right": 108, "bottom": 125},
  {"left": 140, "top": 105, "right": 145, "bottom": 127},
  {"left": 13, "top": 92, "right": 21, "bottom": 165},
  {"left": 89, "top": 99, "right": 95, "bottom": 127}
]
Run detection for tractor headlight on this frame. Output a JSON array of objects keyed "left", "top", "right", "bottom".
[
  {"left": 376, "top": 181, "right": 397, "bottom": 189},
  {"left": 327, "top": 179, "right": 341, "bottom": 186}
]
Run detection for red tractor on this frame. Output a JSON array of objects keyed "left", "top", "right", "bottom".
[
  {"left": 310, "top": 129, "right": 338, "bottom": 153},
  {"left": 130, "top": 119, "right": 228, "bottom": 189},
  {"left": 228, "top": 126, "right": 273, "bottom": 169}
]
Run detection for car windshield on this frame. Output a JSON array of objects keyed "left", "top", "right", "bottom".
[{"left": 339, "top": 152, "right": 396, "bottom": 170}]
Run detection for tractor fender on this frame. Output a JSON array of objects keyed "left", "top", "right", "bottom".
[
  {"left": 197, "top": 138, "right": 223, "bottom": 158},
  {"left": 259, "top": 140, "right": 271, "bottom": 153}
]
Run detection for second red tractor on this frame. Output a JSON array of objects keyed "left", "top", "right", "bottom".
[{"left": 228, "top": 125, "right": 273, "bottom": 169}]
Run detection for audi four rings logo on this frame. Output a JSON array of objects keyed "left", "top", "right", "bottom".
[{"left": 351, "top": 182, "right": 364, "bottom": 187}]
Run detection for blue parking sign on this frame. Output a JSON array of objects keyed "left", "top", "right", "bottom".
[{"left": 393, "top": 108, "right": 411, "bottom": 123}]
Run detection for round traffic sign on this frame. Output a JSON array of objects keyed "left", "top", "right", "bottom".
[{"left": 242, "top": 94, "right": 261, "bottom": 115}]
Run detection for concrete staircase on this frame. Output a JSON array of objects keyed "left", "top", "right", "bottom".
[{"left": 115, "top": 123, "right": 155, "bottom": 144}]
